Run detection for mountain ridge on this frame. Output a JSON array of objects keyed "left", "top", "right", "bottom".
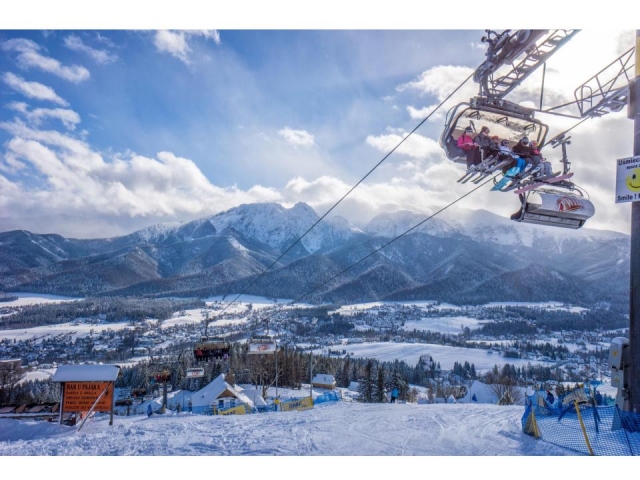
[{"left": 0, "top": 202, "right": 630, "bottom": 307}]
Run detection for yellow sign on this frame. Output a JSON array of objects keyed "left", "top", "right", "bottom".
[
  {"left": 63, "top": 382, "right": 113, "bottom": 412},
  {"left": 280, "top": 396, "right": 314, "bottom": 412},
  {"left": 219, "top": 405, "right": 249, "bottom": 415},
  {"left": 616, "top": 156, "right": 640, "bottom": 203}
]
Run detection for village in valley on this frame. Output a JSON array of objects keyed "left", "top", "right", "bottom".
[{"left": 0, "top": 292, "right": 625, "bottom": 420}]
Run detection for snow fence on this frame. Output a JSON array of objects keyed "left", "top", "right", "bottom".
[{"left": 522, "top": 386, "right": 640, "bottom": 456}]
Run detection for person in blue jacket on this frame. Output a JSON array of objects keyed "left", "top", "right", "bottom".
[{"left": 390, "top": 387, "right": 399, "bottom": 403}]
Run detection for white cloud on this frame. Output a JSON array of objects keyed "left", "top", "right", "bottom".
[
  {"left": 278, "top": 127, "right": 316, "bottom": 147},
  {"left": 7, "top": 101, "right": 81, "bottom": 130},
  {"left": 406, "top": 105, "right": 437, "bottom": 120},
  {"left": 2, "top": 72, "right": 68, "bottom": 105},
  {"left": 2, "top": 37, "right": 90, "bottom": 83},
  {"left": 366, "top": 130, "right": 441, "bottom": 161},
  {"left": 398, "top": 65, "right": 476, "bottom": 101},
  {"left": 0, "top": 121, "right": 276, "bottom": 227},
  {"left": 397, "top": 65, "right": 478, "bottom": 122},
  {"left": 1, "top": 30, "right": 634, "bottom": 238},
  {"left": 154, "top": 30, "right": 221, "bottom": 65},
  {"left": 63, "top": 34, "right": 118, "bottom": 64}
]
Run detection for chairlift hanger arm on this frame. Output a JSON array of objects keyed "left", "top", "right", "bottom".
[
  {"left": 574, "top": 46, "right": 635, "bottom": 118},
  {"left": 475, "top": 30, "right": 579, "bottom": 100}
]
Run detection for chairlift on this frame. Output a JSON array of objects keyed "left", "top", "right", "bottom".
[
  {"left": 149, "top": 368, "right": 171, "bottom": 383},
  {"left": 193, "top": 336, "right": 231, "bottom": 362},
  {"left": 510, "top": 188, "right": 595, "bottom": 230},
  {"left": 440, "top": 29, "right": 603, "bottom": 230},
  {"left": 185, "top": 367, "right": 205, "bottom": 378},
  {"left": 247, "top": 335, "right": 278, "bottom": 355},
  {"left": 440, "top": 97, "right": 548, "bottom": 164}
]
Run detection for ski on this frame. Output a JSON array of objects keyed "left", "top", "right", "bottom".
[
  {"left": 457, "top": 167, "right": 480, "bottom": 183},
  {"left": 490, "top": 165, "right": 522, "bottom": 191},
  {"left": 499, "top": 164, "right": 539, "bottom": 191},
  {"left": 457, "top": 155, "right": 498, "bottom": 183},
  {"left": 512, "top": 172, "right": 575, "bottom": 195},
  {"left": 472, "top": 159, "right": 512, "bottom": 183},
  {"left": 496, "top": 164, "right": 534, "bottom": 191}
]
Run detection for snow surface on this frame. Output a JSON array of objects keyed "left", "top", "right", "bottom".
[
  {"left": 0, "top": 293, "right": 83, "bottom": 307},
  {"left": 316, "top": 342, "right": 553, "bottom": 373},
  {"left": 402, "top": 315, "right": 483, "bottom": 333},
  {"left": 0, "top": 319, "right": 135, "bottom": 342},
  {"left": 0, "top": 401, "right": 564, "bottom": 456},
  {"left": 0, "top": 397, "right": 623, "bottom": 479}
]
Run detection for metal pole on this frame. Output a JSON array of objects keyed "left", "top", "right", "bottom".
[
  {"left": 275, "top": 341, "right": 278, "bottom": 399},
  {"left": 629, "top": 30, "right": 640, "bottom": 413},
  {"left": 309, "top": 353, "right": 313, "bottom": 401},
  {"left": 539, "top": 62, "right": 546, "bottom": 111}
]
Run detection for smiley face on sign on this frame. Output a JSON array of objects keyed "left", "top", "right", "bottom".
[{"left": 626, "top": 168, "right": 640, "bottom": 192}]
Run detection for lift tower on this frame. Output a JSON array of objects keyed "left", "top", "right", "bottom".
[{"left": 630, "top": 30, "right": 640, "bottom": 414}]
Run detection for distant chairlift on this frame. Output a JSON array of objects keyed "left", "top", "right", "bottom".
[
  {"left": 247, "top": 335, "right": 278, "bottom": 355},
  {"left": 185, "top": 367, "right": 205, "bottom": 378},
  {"left": 193, "top": 336, "right": 231, "bottom": 362}
]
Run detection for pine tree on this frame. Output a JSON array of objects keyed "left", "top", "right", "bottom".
[
  {"left": 375, "top": 364, "right": 386, "bottom": 403},
  {"left": 358, "top": 360, "right": 375, "bottom": 403}
]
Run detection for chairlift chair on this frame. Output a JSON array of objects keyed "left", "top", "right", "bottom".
[
  {"left": 193, "top": 336, "right": 231, "bottom": 362},
  {"left": 440, "top": 97, "right": 548, "bottom": 164},
  {"left": 247, "top": 335, "right": 278, "bottom": 355},
  {"left": 511, "top": 188, "right": 595, "bottom": 229},
  {"left": 185, "top": 367, "right": 205, "bottom": 378}
]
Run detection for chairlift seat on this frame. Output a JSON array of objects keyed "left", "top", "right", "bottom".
[{"left": 512, "top": 190, "right": 595, "bottom": 229}]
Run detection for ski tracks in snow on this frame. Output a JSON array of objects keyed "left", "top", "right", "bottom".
[{"left": 0, "top": 402, "right": 573, "bottom": 456}]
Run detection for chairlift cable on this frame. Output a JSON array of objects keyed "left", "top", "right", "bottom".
[
  {"left": 290, "top": 173, "right": 499, "bottom": 304},
  {"left": 255, "top": 173, "right": 500, "bottom": 324},
  {"left": 207, "top": 69, "right": 477, "bottom": 320},
  {"left": 542, "top": 117, "right": 590, "bottom": 149}
]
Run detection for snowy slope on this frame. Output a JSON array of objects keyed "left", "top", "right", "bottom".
[{"left": 0, "top": 401, "right": 571, "bottom": 456}]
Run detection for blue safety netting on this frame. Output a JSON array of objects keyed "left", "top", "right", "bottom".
[
  {"left": 522, "top": 386, "right": 640, "bottom": 456},
  {"left": 313, "top": 391, "right": 341, "bottom": 404}
]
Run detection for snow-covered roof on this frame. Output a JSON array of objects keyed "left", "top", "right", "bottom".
[
  {"left": 51, "top": 364, "right": 120, "bottom": 382},
  {"left": 312, "top": 374, "right": 335, "bottom": 384},
  {"left": 458, "top": 380, "right": 500, "bottom": 404},
  {"left": 238, "top": 387, "right": 267, "bottom": 407},
  {"left": 191, "top": 374, "right": 255, "bottom": 409}
]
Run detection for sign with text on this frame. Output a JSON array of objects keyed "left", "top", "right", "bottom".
[
  {"left": 219, "top": 405, "right": 249, "bottom": 415},
  {"left": 247, "top": 340, "right": 277, "bottom": 355},
  {"left": 280, "top": 396, "right": 314, "bottom": 412},
  {"left": 62, "top": 382, "right": 113, "bottom": 412},
  {"left": 185, "top": 368, "right": 205, "bottom": 378},
  {"left": 615, "top": 155, "right": 640, "bottom": 203}
]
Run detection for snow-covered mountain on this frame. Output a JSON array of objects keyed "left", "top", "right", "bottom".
[
  {"left": 204, "top": 202, "right": 363, "bottom": 254},
  {"left": 365, "top": 210, "right": 462, "bottom": 238},
  {"left": 451, "top": 208, "right": 628, "bottom": 251},
  {"left": 0, "top": 202, "right": 630, "bottom": 306}
]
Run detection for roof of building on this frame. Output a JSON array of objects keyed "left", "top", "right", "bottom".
[
  {"left": 51, "top": 364, "right": 120, "bottom": 382},
  {"left": 190, "top": 373, "right": 255, "bottom": 409},
  {"left": 312, "top": 374, "right": 335, "bottom": 384}
]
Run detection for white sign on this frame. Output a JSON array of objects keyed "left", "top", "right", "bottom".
[
  {"left": 615, "top": 155, "right": 640, "bottom": 203},
  {"left": 117, "top": 388, "right": 131, "bottom": 400},
  {"left": 185, "top": 368, "right": 205, "bottom": 378},
  {"left": 247, "top": 340, "right": 277, "bottom": 354}
]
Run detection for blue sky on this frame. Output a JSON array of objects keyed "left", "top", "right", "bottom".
[{"left": 0, "top": 6, "right": 636, "bottom": 237}]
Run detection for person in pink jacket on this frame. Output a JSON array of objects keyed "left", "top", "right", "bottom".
[{"left": 457, "top": 126, "right": 478, "bottom": 168}]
